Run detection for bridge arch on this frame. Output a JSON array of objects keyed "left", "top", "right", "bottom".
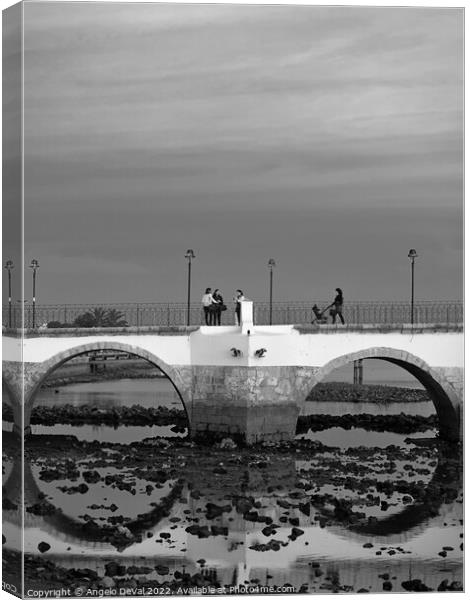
[
  {"left": 23, "top": 340, "right": 192, "bottom": 433},
  {"left": 309, "top": 346, "right": 461, "bottom": 441}
]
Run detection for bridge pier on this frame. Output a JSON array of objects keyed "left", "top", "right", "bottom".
[{"left": 190, "top": 366, "right": 314, "bottom": 444}]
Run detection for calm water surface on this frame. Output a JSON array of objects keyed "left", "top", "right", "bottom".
[{"left": 3, "top": 377, "right": 462, "bottom": 593}]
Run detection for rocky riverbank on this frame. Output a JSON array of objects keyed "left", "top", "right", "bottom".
[
  {"left": 296, "top": 413, "right": 438, "bottom": 435},
  {"left": 307, "top": 382, "right": 429, "bottom": 403},
  {"left": 40, "top": 363, "right": 164, "bottom": 388},
  {"left": 2, "top": 401, "right": 437, "bottom": 435}
]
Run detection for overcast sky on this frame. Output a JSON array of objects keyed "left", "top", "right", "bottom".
[{"left": 12, "top": 2, "right": 464, "bottom": 304}]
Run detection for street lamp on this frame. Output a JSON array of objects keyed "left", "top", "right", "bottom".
[
  {"left": 268, "top": 258, "right": 276, "bottom": 325},
  {"left": 30, "top": 259, "right": 40, "bottom": 328},
  {"left": 185, "top": 249, "right": 195, "bottom": 326},
  {"left": 4, "top": 260, "right": 14, "bottom": 327},
  {"left": 408, "top": 249, "right": 418, "bottom": 325}
]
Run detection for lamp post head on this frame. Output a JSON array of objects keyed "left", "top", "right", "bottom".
[
  {"left": 4, "top": 260, "right": 14, "bottom": 271},
  {"left": 268, "top": 258, "right": 276, "bottom": 269},
  {"left": 408, "top": 249, "right": 418, "bottom": 261},
  {"left": 30, "top": 259, "right": 40, "bottom": 270},
  {"left": 185, "top": 249, "right": 195, "bottom": 261}
]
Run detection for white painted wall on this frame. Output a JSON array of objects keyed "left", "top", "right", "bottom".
[
  {"left": 13, "top": 334, "right": 192, "bottom": 366},
  {"left": 3, "top": 327, "right": 463, "bottom": 371}
]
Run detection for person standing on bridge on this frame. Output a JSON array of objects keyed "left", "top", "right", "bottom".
[
  {"left": 202, "top": 287, "right": 215, "bottom": 326},
  {"left": 329, "top": 287, "right": 345, "bottom": 324},
  {"left": 234, "top": 289, "right": 245, "bottom": 326},
  {"left": 212, "top": 288, "right": 225, "bottom": 326}
]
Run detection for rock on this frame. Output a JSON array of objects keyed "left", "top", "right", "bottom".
[
  {"left": 211, "top": 525, "right": 228, "bottom": 536},
  {"left": 437, "top": 580, "right": 449, "bottom": 591},
  {"left": 262, "top": 525, "right": 277, "bottom": 537},
  {"left": 382, "top": 581, "right": 393, "bottom": 591},
  {"left": 289, "top": 527, "right": 304, "bottom": 541},
  {"left": 205, "top": 502, "right": 231, "bottom": 520},
  {"left": 235, "top": 498, "right": 253, "bottom": 513},
  {"left": 100, "top": 577, "right": 115, "bottom": 588},
  {"left": 401, "top": 579, "right": 432, "bottom": 592},
  {"left": 82, "top": 470, "right": 101, "bottom": 484},
  {"left": 38, "top": 542, "right": 51, "bottom": 554},
  {"left": 105, "top": 562, "right": 126, "bottom": 577}
]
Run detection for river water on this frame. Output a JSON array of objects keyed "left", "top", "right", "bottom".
[
  {"left": 2, "top": 377, "right": 463, "bottom": 594},
  {"left": 24, "top": 378, "right": 436, "bottom": 445}
]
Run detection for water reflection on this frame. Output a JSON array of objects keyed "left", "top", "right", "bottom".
[
  {"left": 3, "top": 439, "right": 461, "bottom": 554},
  {"left": 2, "top": 373, "right": 462, "bottom": 593},
  {"left": 30, "top": 424, "right": 187, "bottom": 444}
]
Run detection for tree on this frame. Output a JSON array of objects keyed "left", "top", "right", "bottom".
[
  {"left": 73, "top": 307, "right": 128, "bottom": 328},
  {"left": 103, "top": 308, "right": 128, "bottom": 327}
]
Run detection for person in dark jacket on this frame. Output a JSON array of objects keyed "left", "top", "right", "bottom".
[
  {"left": 201, "top": 287, "right": 215, "bottom": 325},
  {"left": 212, "top": 289, "right": 225, "bottom": 326},
  {"left": 329, "top": 288, "right": 345, "bottom": 324},
  {"left": 234, "top": 289, "right": 245, "bottom": 326}
]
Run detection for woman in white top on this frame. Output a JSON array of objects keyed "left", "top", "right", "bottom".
[{"left": 201, "top": 287, "right": 215, "bottom": 325}]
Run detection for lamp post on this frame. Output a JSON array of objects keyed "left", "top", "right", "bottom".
[
  {"left": 185, "top": 249, "right": 195, "bottom": 326},
  {"left": 408, "top": 249, "right": 417, "bottom": 325},
  {"left": 268, "top": 258, "right": 276, "bottom": 325},
  {"left": 30, "top": 259, "right": 39, "bottom": 328},
  {"left": 4, "top": 260, "right": 14, "bottom": 327}
]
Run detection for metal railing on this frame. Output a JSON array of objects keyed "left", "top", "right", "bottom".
[{"left": 2, "top": 300, "right": 463, "bottom": 329}]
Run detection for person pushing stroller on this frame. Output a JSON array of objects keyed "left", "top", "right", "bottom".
[{"left": 312, "top": 288, "right": 345, "bottom": 325}]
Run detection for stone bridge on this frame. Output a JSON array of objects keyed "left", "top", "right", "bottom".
[{"left": 2, "top": 302, "right": 463, "bottom": 442}]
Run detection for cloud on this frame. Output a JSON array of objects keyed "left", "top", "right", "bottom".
[{"left": 14, "top": 3, "right": 463, "bottom": 303}]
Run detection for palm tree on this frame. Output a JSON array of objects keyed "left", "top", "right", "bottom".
[
  {"left": 104, "top": 308, "right": 128, "bottom": 327},
  {"left": 73, "top": 307, "right": 108, "bottom": 328}
]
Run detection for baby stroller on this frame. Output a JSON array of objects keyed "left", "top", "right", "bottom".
[{"left": 311, "top": 304, "right": 329, "bottom": 324}]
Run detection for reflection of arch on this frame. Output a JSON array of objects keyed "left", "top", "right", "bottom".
[
  {"left": 310, "top": 442, "right": 462, "bottom": 545},
  {"left": 3, "top": 454, "right": 184, "bottom": 551},
  {"left": 2, "top": 379, "right": 16, "bottom": 405},
  {"left": 24, "top": 341, "right": 191, "bottom": 431},
  {"left": 2, "top": 378, "right": 21, "bottom": 433},
  {"left": 311, "top": 347, "right": 461, "bottom": 441},
  {"left": 3, "top": 439, "right": 459, "bottom": 555}
]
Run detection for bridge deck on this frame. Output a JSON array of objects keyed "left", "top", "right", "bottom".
[{"left": 3, "top": 322, "right": 463, "bottom": 337}]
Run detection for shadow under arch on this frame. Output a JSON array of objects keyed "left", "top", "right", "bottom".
[
  {"left": 310, "top": 347, "right": 461, "bottom": 441},
  {"left": 24, "top": 340, "right": 192, "bottom": 433}
]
